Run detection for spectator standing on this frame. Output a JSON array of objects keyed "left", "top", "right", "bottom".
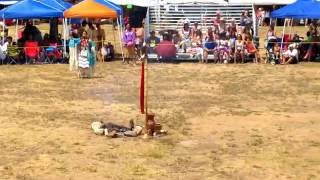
[
  {"left": 95, "top": 23, "right": 105, "bottom": 51},
  {"left": 122, "top": 24, "right": 136, "bottom": 64}
]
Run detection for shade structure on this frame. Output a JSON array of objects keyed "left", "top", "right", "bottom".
[
  {"left": 109, "top": 0, "right": 159, "bottom": 7},
  {"left": 44, "top": 0, "right": 73, "bottom": 11},
  {"left": 64, "top": 0, "right": 118, "bottom": 18},
  {"left": 271, "top": 0, "right": 320, "bottom": 19},
  {"left": 0, "top": 0, "right": 67, "bottom": 19},
  {"left": 96, "top": 0, "right": 123, "bottom": 15}
]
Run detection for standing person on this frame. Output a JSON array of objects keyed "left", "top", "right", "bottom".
[
  {"left": 78, "top": 20, "right": 87, "bottom": 38},
  {"left": 69, "top": 31, "right": 80, "bottom": 71},
  {"left": 122, "top": 24, "right": 136, "bottom": 64},
  {"left": 135, "top": 26, "right": 144, "bottom": 61},
  {"left": 95, "top": 23, "right": 105, "bottom": 51},
  {"left": 78, "top": 31, "right": 96, "bottom": 78},
  {"left": 87, "top": 22, "right": 97, "bottom": 43}
]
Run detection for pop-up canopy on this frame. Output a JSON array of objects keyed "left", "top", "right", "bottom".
[
  {"left": 271, "top": 0, "right": 320, "bottom": 19},
  {"left": 96, "top": 0, "right": 123, "bottom": 15},
  {"left": 64, "top": 0, "right": 121, "bottom": 18},
  {"left": 0, "top": 0, "right": 66, "bottom": 19}
]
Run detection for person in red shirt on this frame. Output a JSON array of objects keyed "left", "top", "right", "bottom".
[
  {"left": 155, "top": 33, "right": 176, "bottom": 60},
  {"left": 245, "top": 36, "right": 260, "bottom": 63}
]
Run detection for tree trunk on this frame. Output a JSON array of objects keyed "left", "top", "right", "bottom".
[{"left": 49, "top": 18, "right": 58, "bottom": 40}]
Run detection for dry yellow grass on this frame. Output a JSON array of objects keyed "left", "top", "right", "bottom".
[{"left": 1, "top": 61, "right": 320, "bottom": 179}]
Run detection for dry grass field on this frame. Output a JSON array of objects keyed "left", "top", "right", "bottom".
[
  {"left": 0, "top": 24, "right": 320, "bottom": 179},
  {"left": 1, "top": 62, "right": 320, "bottom": 180}
]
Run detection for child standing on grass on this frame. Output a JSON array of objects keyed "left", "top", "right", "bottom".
[{"left": 78, "top": 31, "right": 96, "bottom": 78}]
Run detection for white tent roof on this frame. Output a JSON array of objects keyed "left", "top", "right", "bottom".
[
  {"left": 108, "top": 0, "right": 159, "bottom": 7},
  {"left": 228, "top": 0, "right": 296, "bottom": 5},
  {"left": 164, "top": 0, "right": 227, "bottom": 4},
  {"left": 109, "top": 0, "right": 295, "bottom": 6}
]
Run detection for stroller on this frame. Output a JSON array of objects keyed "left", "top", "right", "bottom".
[{"left": 265, "top": 38, "right": 280, "bottom": 65}]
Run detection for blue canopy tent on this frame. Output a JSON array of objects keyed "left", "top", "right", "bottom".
[
  {"left": 271, "top": 0, "right": 320, "bottom": 58},
  {"left": 0, "top": 0, "right": 73, "bottom": 58},
  {"left": 271, "top": 0, "right": 320, "bottom": 19},
  {"left": 95, "top": 0, "right": 123, "bottom": 15},
  {"left": 0, "top": 0, "right": 65, "bottom": 19}
]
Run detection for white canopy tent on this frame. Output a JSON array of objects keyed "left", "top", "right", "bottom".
[
  {"left": 228, "top": 0, "right": 296, "bottom": 5},
  {"left": 163, "top": 0, "right": 228, "bottom": 5},
  {"left": 0, "top": 0, "right": 19, "bottom": 5}
]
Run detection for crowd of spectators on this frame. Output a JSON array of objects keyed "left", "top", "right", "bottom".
[{"left": 140, "top": 10, "right": 262, "bottom": 64}]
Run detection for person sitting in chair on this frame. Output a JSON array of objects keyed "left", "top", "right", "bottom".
[
  {"left": 282, "top": 44, "right": 298, "bottom": 64},
  {"left": 146, "top": 31, "right": 160, "bottom": 53},
  {"left": 203, "top": 28, "right": 217, "bottom": 63},
  {"left": 101, "top": 42, "right": 114, "bottom": 61},
  {"left": 6, "top": 36, "right": 20, "bottom": 64},
  {"left": 155, "top": 33, "right": 176, "bottom": 60}
]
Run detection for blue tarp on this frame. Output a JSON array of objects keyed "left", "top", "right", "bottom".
[
  {"left": 95, "top": 0, "right": 123, "bottom": 15},
  {"left": 0, "top": 0, "right": 71, "bottom": 19},
  {"left": 271, "top": 0, "right": 320, "bottom": 19}
]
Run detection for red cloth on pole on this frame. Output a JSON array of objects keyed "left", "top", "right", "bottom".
[{"left": 140, "top": 61, "right": 145, "bottom": 114}]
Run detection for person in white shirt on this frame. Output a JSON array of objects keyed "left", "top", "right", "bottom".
[{"left": 282, "top": 44, "right": 298, "bottom": 64}]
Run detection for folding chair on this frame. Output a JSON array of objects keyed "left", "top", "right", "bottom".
[
  {"left": 44, "top": 43, "right": 62, "bottom": 64},
  {"left": 24, "top": 41, "right": 40, "bottom": 64},
  {"left": 6, "top": 45, "right": 20, "bottom": 64}
]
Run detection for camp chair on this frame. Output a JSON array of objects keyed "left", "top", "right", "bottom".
[
  {"left": 6, "top": 44, "right": 20, "bottom": 64},
  {"left": 24, "top": 41, "right": 40, "bottom": 64},
  {"left": 44, "top": 43, "right": 62, "bottom": 64}
]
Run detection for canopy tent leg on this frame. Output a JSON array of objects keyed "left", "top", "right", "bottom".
[
  {"left": 62, "top": 18, "right": 67, "bottom": 59},
  {"left": 117, "top": 16, "right": 124, "bottom": 62},
  {"left": 289, "top": 18, "right": 293, "bottom": 38},
  {"left": 252, "top": 4, "right": 258, "bottom": 37},
  {"left": 280, "top": 18, "right": 287, "bottom": 60},
  {"left": 144, "top": 7, "right": 150, "bottom": 43},
  {"left": 15, "top": 19, "right": 18, "bottom": 43},
  {"left": 2, "top": 17, "right": 5, "bottom": 44}
]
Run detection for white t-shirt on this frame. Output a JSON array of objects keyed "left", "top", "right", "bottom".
[{"left": 283, "top": 49, "right": 298, "bottom": 57}]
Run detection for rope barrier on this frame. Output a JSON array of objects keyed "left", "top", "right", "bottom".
[{"left": 3, "top": 38, "right": 320, "bottom": 50}]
